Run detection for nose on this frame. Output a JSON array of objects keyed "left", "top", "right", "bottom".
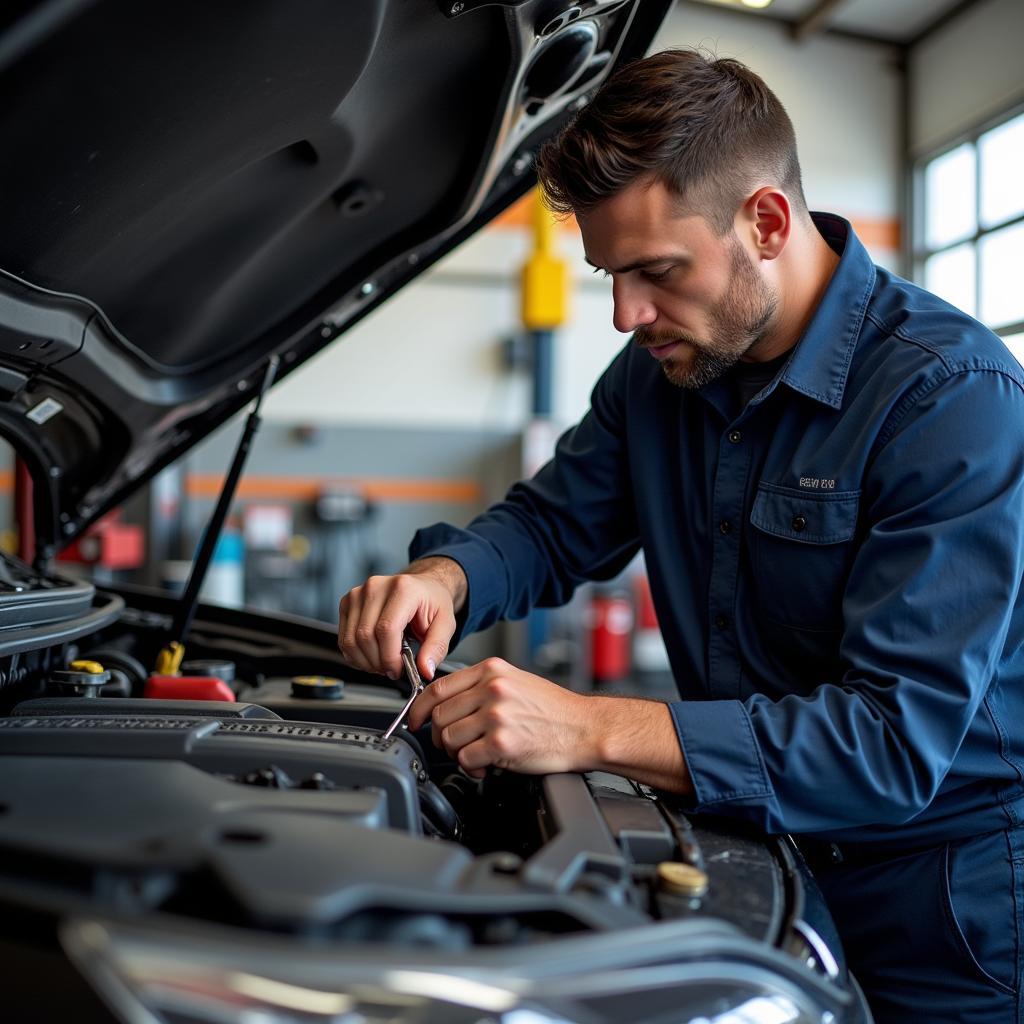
[{"left": 611, "top": 277, "right": 657, "bottom": 334}]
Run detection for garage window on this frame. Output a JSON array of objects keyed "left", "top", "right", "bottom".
[{"left": 915, "top": 108, "right": 1024, "bottom": 364}]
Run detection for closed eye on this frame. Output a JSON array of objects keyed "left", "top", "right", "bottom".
[{"left": 642, "top": 267, "right": 672, "bottom": 283}]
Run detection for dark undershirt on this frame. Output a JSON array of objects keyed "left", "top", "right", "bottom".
[{"left": 729, "top": 350, "right": 791, "bottom": 408}]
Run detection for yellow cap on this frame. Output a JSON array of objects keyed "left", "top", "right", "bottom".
[
  {"left": 656, "top": 861, "right": 709, "bottom": 898},
  {"left": 69, "top": 659, "right": 105, "bottom": 674},
  {"left": 290, "top": 675, "right": 344, "bottom": 700},
  {"left": 154, "top": 641, "right": 185, "bottom": 676}
]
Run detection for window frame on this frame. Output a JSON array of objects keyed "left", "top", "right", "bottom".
[{"left": 913, "top": 100, "right": 1024, "bottom": 341}]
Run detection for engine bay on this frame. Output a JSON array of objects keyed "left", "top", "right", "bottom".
[
  {"left": 0, "top": 557, "right": 867, "bottom": 1023},
  {"left": 0, "top": 557, "right": 793, "bottom": 945}
]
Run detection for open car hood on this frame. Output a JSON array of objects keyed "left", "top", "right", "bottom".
[{"left": 0, "top": 0, "right": 671, "bottom": 560}]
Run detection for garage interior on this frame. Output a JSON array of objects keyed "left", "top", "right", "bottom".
[
  {"left": 1, "top": 0, "right": 1018, "bottom": 692},
  {"left": 0, "top": 1, "right": 1023, "bottom": 1022}
]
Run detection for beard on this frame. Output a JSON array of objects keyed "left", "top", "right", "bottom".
[{"left": 636, "top": 238, "right": 778, "bottom": 390}]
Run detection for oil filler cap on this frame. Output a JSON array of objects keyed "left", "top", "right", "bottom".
[
  {"left": 70, "top": 660, "right": 106, "bottom": 675},
  {"left": 291, "top": 675, "right": 344, "bottom": 700},
  {"left": 52, "top": 660, "right": 111, "bottom": 697},
  {"left": 657, "top": 861, "right": 709, "bottom": 898}
]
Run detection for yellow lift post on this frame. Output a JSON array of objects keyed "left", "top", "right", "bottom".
[
  {"left": 519, "top": 189, "right": 571, "bottom": 663},
  {"left": 520, "top": 189, "right": 570, "bottom": 416}
]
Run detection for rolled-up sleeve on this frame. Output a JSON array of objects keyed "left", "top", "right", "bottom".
[
  {"left": 410, "top": 343, "right": 641, "bottom": 642},
  {"left": 671, "top": 367, "right": 1024, "bottom": 834}
]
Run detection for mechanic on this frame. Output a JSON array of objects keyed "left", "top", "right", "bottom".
[{"left": 338, "top": 49, "right": 1024, "bottom": 1021}]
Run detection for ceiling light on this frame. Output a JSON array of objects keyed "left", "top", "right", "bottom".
[{"left": 701, "top": 0, "right": 775, "bottom": 9}]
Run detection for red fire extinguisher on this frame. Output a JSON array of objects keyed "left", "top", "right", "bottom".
[
  {"left": 633, "top": 573, "right": 670, "bottom": 672},
  {"left": 589, "top": 590, "right": 634, "bottom": 685}
]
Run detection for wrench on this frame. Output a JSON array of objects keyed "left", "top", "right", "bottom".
[{"left": 381, "top": 634, "right": 425, "bottom": 740}]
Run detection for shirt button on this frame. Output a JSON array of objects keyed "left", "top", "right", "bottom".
[
  {"left": 792, "top": 514, "right": 807, "bottom": 532},
  {"left": 719, "top": 519, "right": 732, "bottom": 535},
  {"left": 714, "top": 614, "right": 728, "bottom": 630},
  {"left": 728, "top": 430, "right": 742, "bottom": 444}
]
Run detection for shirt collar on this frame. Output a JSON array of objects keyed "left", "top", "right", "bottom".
[{"left": 775, "top": 213, "right": 876, "bottom": 410}]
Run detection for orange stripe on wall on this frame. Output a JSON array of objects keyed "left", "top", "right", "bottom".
[
  {"left": 0, "top": 471, "right": 479, "bottom": 502},
  {"left": 185, "top": 474, "right": 481, "bottom": 503},
  {"left": 492, "top": 191, "right": 579, "bottom": 232},
  {"left": 491, "top": 190, "right": 901, "bottom": 251},
  {"left": 848, "top": 216, "right": 901, "bottom": 252}
]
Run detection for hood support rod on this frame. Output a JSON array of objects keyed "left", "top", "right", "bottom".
[{"left": 169, "top": 356, "right": 279, "bottom": 651}]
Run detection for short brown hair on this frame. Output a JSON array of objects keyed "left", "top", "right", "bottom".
[{"left": 536, "top": 48, "right": 807, "bottom": 234}]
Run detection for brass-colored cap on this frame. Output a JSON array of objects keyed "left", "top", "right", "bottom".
[
  {"left": 69, "top": 659, "right": 105, "bottom": 674},
  {"left": 291, "top": 675, "right": 344, "bottom": 700},
  {"left": 656, "top": 861, "right": 709, "bottom": 898}
]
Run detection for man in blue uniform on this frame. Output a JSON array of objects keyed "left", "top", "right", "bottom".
[{"left": 338, "top": 50, "right": 1024, "bottom": 1021}]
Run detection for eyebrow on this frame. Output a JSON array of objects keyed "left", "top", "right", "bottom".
[{"left": 583, "top": 253, "right": 691, "bottom": 274}]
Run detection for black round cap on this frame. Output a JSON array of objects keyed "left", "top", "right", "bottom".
[{"left": 290, "top": 675, "right": 344, "bottom": 700}]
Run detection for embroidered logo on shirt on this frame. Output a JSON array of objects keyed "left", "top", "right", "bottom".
[{"left": 799, "top": 477, "right": 836, "bottom": 490}]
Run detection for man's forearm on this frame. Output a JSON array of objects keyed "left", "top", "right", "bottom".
[
  {"left": 582, "top": 696, "right": 694, "bottom": 795},
  {"left": 406, "top": 556, "right": 469, "bottom": 614}
]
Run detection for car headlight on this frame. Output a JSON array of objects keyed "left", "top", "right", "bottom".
[{"left": 62, "top": 916, "right": 852, "bottom": 1024}]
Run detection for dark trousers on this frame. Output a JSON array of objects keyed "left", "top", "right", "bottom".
[{"left": 808, "top": 827, "right": 1024, "bottom": 1023}]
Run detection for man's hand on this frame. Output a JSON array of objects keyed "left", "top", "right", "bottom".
[
  {"left": 408, "top": 658, "right": 593, "bottom": 776},
  {"left": 337, "top": 557, "right": 467, "bottom": 681},
  {"left": 408, "top": 657, "right": 694, "bottom": 794}
]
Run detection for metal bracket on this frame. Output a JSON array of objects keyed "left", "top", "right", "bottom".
[{"left": 439, "top": 0, "right": 532, "bottom": 18}]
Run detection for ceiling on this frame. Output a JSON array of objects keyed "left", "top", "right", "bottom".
[{"left": 686, "top": 0, "right": 976, "bottom": 45}]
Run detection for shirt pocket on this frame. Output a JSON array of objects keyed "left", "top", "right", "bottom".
[{"left": 749, "top": 482, "right": 860, "bottom": 632}]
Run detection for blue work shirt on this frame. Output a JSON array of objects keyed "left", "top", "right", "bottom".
[{"left": 410, "top": 214, "right": 1024, "bottom": 848}]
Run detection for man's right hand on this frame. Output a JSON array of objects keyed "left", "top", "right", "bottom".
[{"left": 337, "top": 556, "right": 467, "bottom": 682}]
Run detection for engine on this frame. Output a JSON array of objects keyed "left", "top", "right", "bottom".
[{"left": 0, "top": 569, "right": 870, "bottom": 1023}]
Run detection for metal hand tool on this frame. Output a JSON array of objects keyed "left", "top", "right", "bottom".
[{"left": 381, "top": 634, "right": 425, "bottom": 740}]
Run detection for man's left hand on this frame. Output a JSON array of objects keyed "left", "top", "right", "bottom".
[
  {"left": 407, "top": 658, "right": 594, "bottom": 777},
  {"left": 407, "top": 656, "right": 694, "bottom": 794}
]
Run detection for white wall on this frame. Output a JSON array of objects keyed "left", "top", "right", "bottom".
[
  {"left": 265, "top": 233, "right": 533, "bottom": 431},
  {"left": 909, "top": 0, "right": 1024, "bottom": 157},
  {"left": 266, "top": 4, "right": 903, "bottom": 432}
]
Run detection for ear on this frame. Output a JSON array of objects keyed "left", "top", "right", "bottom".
[{"left": 737, "top": 187, "right": 791, "bottom": 261}]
